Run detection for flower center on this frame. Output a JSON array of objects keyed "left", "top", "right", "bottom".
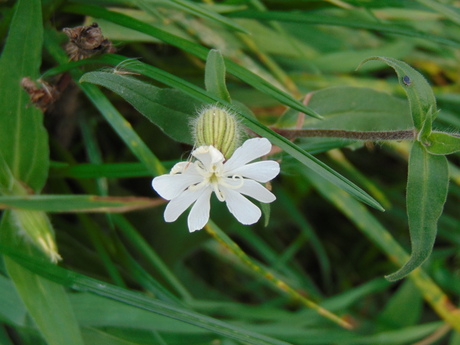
[{"left": 190, "top": 161, "right": 244, "bottom": 202}]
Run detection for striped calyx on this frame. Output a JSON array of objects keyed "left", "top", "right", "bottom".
[{"left": 194, "top": 106, "right": 240, "bottom": 158}]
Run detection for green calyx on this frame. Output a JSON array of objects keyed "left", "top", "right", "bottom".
[{"left": 194, "top": 106, "right": 241, "bottom": 158}]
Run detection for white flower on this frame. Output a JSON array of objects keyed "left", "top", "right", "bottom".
[{"left": 152, "top": 138, "right": 280, "bottom": 232}]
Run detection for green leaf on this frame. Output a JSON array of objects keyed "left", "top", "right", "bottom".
[
  {"left": 0, "top": 0, "right": 48, "bottom": 192},
  {"left": 278, "top": 86, "right": 413, "bottom": 131},
  {"left": 80, "top": 54, "right": 384, "bottom": 211},
  {"left": 80, "top": 71, "right": 202, "bottom": 145},
  {"left": 426, "top": 132, "right": 460, "bottom": 155},
  {"left": 0, "top": 245, "right": 292, "bottom": 345},
  {"left": 205, "top": 49, "right": 232, "bottom": 103},
  {"left": 357, "top": 56, "right": 437, "bottom": 132},
  {"left": 386, "top": 142, "right": 449, "bottom": 281},
  {"left": 0, "top": 194, "right": 164, "bottom": 213},
  {"left": 61, "top": 4, "right": 322, "bottom": 120},
  {"left": 1, "top": 213, "right": 85, "bottom": 345}
]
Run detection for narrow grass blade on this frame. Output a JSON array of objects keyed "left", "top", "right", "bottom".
[
  {"left": 302, "top": 168, "right": 460, "bottom": 331},
  {"left": 50, "top": 162, "right": 153, "bottom": 179},
  {"left": 385, "top": 142, "right": 449, "bottom": 281},
  {"left": 61, "top": 4, "right": 322, "bottom": 119},
  {"left": 112, "top": 214, "right": 193, "bottom": 300},
  {"left": 0, "top": 195, "right": 164, "bottom": 213},
  {"left": 168, "top": 0, "right": 250, "bottom": 34},
  {"left": 0, "top": 0, "right": 48, "bottom": 192},
  {"left": 80, "top": 83, "right": 166, "bottom": 175},
  {"left": 0, "top": 246, "right": 293, "bottom": 345},
  {"left": 228, "top": 10, "right": 460, "bottom": 48},
  {"left": 416, "top": 0, "right": 460, "bottom": 25},
  {"left": 205, "top": 49, "right": 232, "bottom": 103}
]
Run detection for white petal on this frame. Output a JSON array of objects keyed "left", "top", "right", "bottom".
[
  {"left": 187, "top": 188, "right": 213, "bottom": 232},
  {"left": 170, "top": 161, "right": 189, "bottom": 174},
  {"left": 225, "top": 161, "right": 280, "bottom": 183},
  {"left": 224, "top": 138, "right": 272, "bottom": 172},
  {"left": 163, "top": 187, "right": 210, "bottom": 222},
  {"left": 192, "top": 145, "right": 224, "bottom": 170},
  {"left": 152, "top": 170, "right": 203, "bottom": 200},
  {"left": 221, "top": 188, "right": 261, "bottom": 225},
  {"left": 236, "top": 179, "right": 276, "bottom": 203}
]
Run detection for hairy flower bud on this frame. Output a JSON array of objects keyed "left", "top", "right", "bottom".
[{"left": 193, "top": 106, "right": 241, "bottom": 158}]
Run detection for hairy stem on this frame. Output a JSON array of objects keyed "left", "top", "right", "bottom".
[{"left": 272, "top": 128, "right": 417, "bottom": 141}]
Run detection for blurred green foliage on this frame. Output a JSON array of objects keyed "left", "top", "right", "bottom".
[{"left": 0, "top": 0, "right": 460, "bottom": 344}]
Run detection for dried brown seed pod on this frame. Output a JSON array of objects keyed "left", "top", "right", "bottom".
[
  {"left": 21, "top": 77, "right": 60, "bottom": 112},
  {"left": 62, "top": 22, "right": 115, "bottom": 61}
]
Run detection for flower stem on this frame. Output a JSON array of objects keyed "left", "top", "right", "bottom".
[
  {"left": 272, "top": 128, "right": 417, "bottom": 141},
  {"left": 204, "top": 220, "right": 354, "bottom": 330}
]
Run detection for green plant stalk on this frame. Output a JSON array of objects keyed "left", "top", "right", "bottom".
[
  {"left": 204, "top": 220, "right": 354, "bottom": 330},
  {"left": 273, "top": 128, "right": 417, "bottom": 141}
]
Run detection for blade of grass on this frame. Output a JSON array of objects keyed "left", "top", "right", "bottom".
[
  {"left": 302, "top": 168, "right": 460, "bottom": 332},
  {"left": 416, "top": 0, "right": 460, "bottom": 25},
  {"left": 78, "top": 214, "right": 127, "bottom": 288},
  {"left": 1, "top": 213, "right": 85, "bottom": 345},
  {"left": 228, "top": 10, "right": 460, "bottom": 48},
  {"left": 112, "top": 214, "right": 193, "bottom": 301},
  {"left": 81, "top": 83, "right": 167, "bottom": 175},
  {"left": 50, "top": 161, "right": 154, "bottom": 179},
  {"left": 0, "top": 194, "right": 164, "bottom": 213},
  {"left": 61, "top": 3, "right": 322, "bottom": 119},
  {"left": 0, "top": 245, "right": 293, "bottom": 345},
  {"left": 204, "top": 220, "right": 353, "bottom": 330},
  {"left": 162, "top": 0, "right": 250, "bottom": 34}
]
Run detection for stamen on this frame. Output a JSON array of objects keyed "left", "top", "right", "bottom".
[
  {"left": 188, "top": 180, "right": 207, "bottom": 192},
  {"left": 220, "top": 175, "right": 244, "bottom": 190},
  {"left": 213, "top": 182, "right": 226, "bottom": 202}
]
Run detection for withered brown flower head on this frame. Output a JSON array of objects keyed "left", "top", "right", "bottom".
[
  {"left": 21, "top": 77, "right": 60, "bottom": 112},
  {"left": 62, "top": 22, "right": 115, "bottom": 61}
]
